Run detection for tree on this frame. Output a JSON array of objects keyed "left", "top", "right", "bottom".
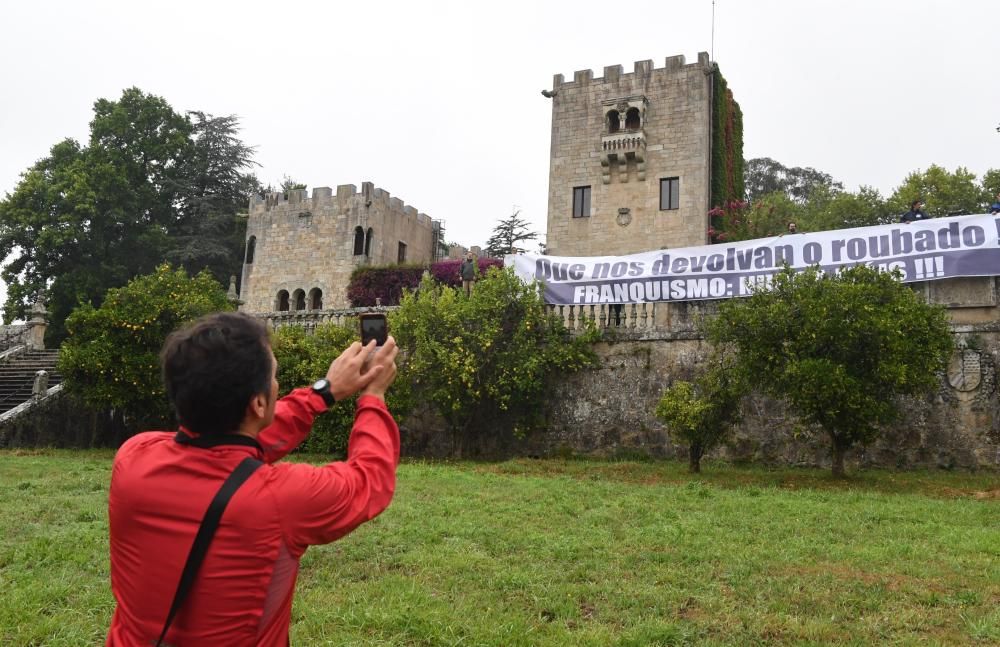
[
  {"left": 707, "top": 265, "right": 953, "bottom": 477},
  {"left": 57, "top": 265, "right": 232, "bottom": 441},
  {"left": 655, "top": 354, "right": 743, "bottom": 473},
  {"left": 980, "top": 168, "right": 1000, "bottom": 200},
  {"left": 270, "top": 322, "right": 413, "bottom": 455},
  {"left": 744, "top": 157, "right": 844, "bottom": 204},
  {"left": 165, "top": 111, "right": 261, "bottom": 285},
  {"left": 888, "top": 165, "right": 987, "bottom": 217},
  {"left": 799, "top": 185, "right": 892, "bottom": 230},
  {"left": 0, "top": 88, "right": 259, "bottom": 344},
  {"left": 279, "top": 176, "right": 307, "bottom": 193},
  {"left": 391, "top": 267, "right": 597, "bottom": 456},
  {"left": 0, "top": 138, "right": 95, "bottom": 329},
  {"left": 709, "top": 192, "right": 802, "bottom": 243},
  {"left": 484, "top": 209, "right": 538, "bottom": 257}
]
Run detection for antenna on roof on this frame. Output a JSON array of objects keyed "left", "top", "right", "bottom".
[{"left": 711, "top": 0, "right": 716, "bottom": 62}]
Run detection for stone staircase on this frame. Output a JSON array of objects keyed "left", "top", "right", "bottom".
[{"left": 0, "top": 349, "right": 61, "bottom": 416}]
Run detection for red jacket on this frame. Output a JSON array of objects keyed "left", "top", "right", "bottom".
[{"left": 106, "top": 389, "right": 399, "bottom": 646}]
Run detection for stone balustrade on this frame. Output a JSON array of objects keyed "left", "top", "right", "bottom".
[
  {"left": 546, "top": 302, "right": 659, "bottom": 332},
  {"left": 0, "top": 326, "right": 30, "bottom": 353},
  {"left": 251, "top": 307, "right": 399, "bottom": 334},
  {"left": 252, "top": 301, "right": 689, "bottom": 339}
]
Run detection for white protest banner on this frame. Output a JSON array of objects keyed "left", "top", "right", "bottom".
[{"left": 507, "top": 214, "right": 1000, "bottom": 305}]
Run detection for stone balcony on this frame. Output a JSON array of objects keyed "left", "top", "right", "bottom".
[{"left": 600, "top": 130, "right": 646, "bottom": 183}]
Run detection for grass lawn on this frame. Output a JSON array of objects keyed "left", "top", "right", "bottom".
[{"left": 0, "top": 450, "right": 997, "bottom": 646}]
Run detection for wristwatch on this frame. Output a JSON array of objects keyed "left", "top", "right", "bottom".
[{"left": 311, "top": 378, "right": 336, "bottom": 407}]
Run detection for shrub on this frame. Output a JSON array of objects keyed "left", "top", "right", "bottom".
[
  {"left": 271, "top": 321, "right": 413, "bottom": 455},
  {"left": 58, "top": 264, "right": 232, "bottom": 436},
  {"left": 347, "top": 264, "right": 425, "bottom": 307},
  {"left": 655, "top": 355, "right": 743, "bottom": 473},
  {"left": 391, "top": 266, "right": 597, "bottom": 456},
  {"left": 347, "top": 258, "right": 505, "bottom": 307},
  {"left": 429, "top": 257, "right": 503, "bottom": 288}
]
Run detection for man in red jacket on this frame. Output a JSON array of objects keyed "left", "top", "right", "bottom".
[{"left": 107, "top": 312, "right": 399, "bottom": 646}]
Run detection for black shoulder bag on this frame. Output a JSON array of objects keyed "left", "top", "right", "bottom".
[{"left": 155, "top": 455, "right": 263, "bottom": 646}]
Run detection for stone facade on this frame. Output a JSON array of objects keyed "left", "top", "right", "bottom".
[
  {"left": 545, "top": 53, "right": 715, "bottom": 257},
  {"left": 240, "top": 183, "right": 438, "bottom": 312}
]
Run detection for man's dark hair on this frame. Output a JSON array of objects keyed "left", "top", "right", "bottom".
[
  {"left": 911, "top": 199, "right": 923, "bottom": 209},
  {"left": 161, "top": 312, "right": 272, "bottom": 436}
]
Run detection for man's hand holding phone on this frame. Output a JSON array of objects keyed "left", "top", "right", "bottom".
[
  {"left": 360, "top": 336, "right": 397, "bottom": 401},
  {"left": 324, "top": 336, "right": 397, "bottom": 402}
]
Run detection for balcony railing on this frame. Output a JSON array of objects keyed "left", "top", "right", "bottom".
[
  {"left": 601, "top": 131, "right": 647, "bottom": 182},
  {"left": 601, "top": 131, "right": 646, "bottom": 154}
]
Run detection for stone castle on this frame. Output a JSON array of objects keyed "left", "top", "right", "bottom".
[
  {"left": 240, "top": 53, "right": 726, "bottom": 312},
  {"left": 545, "top": 53, "right": 716, "bottom": 257},
  {"left": 239, "top": 183, "right": 441, "bottom": 312}
]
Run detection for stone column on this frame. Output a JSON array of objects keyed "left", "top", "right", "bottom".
[
  {"left": 32, "top": 370, "right": 49, "bottom": 399},
  {"left": 25, "top": 299, "right": 47, "bottom": 350},
  {"left": 227, "top": 275, "right": 244, "bottom": 308}
]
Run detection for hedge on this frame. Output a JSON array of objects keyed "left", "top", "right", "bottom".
[{"left": 347, "top": 258, "right": 504, "bottom": 307}]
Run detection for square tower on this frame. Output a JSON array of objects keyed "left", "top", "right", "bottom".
[{"left": 545, "top": 53, "right": 718, "bottom": 256}]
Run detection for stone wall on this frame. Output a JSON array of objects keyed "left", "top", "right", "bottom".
[
  {"left": 545, "top": 54, "right": 714, "bottom": 257},
  {"left": 535, "top": 332, "right": 999, "bottom": 471},
  {"left": 400, "top": 277, "right": 1000, "bottom": 471},
  {"left": 0, "top": 390, "right": 108, "bottom": 448},
  {"left": 240, "top": 183, "right": 437, "bottom": 312}
]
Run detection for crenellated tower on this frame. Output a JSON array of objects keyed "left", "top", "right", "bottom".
[
  {"left": 545, "top": 52, "right": 738, "bottom": 256},
  {"left": 239, "top": 182, "right": 438, "bottom": 312}
]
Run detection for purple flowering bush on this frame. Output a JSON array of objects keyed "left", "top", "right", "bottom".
[
  {"left": 347, "top": 258, "right": 504, "bottom": 307},
  {"left": 430, "top": 258, "right": 503, "bottom": 288}
]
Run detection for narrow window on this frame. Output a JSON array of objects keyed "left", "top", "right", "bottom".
[
  {"left": 276, "top": 290, "right": 289, "bottom": 311},
  {"left": 292, "top": 289, "right": 306, "bottom": 311},
  {"left": 245, "top": 236, "right": 256, "bottom": 264},
  {"left": 660, "top": 177, "right": 680, "bottom": 211},
  {"left": 308, "top": 288, "right": 323, "bottom": 310},
  {"left": 625, "top": 107, "right": 641, "bottom": 130},
  {"left": 607, "top": 111, "right": 620, "bottom": 133},
  {"left": 353, "top": 227, "right": 365, "bottom": 256},
  {"left": 397, "top": 242, "right": 407, "bottom": 263},
  {"left": 572, "top": 186, "right": 591, "bottom": 218},
  {"left": 364, "top": 227, "right": 374, "bottom": 257}
]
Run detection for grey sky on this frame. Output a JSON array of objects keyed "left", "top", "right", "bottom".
[{"left": 2, "top": 0, "right": 998, "bottom": 265}]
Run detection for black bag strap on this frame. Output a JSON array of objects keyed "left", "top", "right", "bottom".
[{"left": 156, "top": 456, "right": 264, "bottom": 646}]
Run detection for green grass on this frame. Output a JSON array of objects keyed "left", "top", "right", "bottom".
[{"left": 1, "top": 451, "right": 997, "bottom": 646}]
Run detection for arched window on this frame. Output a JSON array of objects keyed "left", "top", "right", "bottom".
[
  {"left": 353, "top": 226, "right": 365, "bottom": 256},
  {"left": 308, "top": 288, "right": 323, "bottom": 310},
  {"left": 625, "top": 107, "right": 641, "bottom": 131},
  {"left": 276, "top": 290, "right": 289, "bottom": 312},
  {"left": 292, "top": 289, "right": 306, "bottom": 311},
  {"left": 245, "top": 236, "right": 256, "bottom": 264},
  {"left": 607, "top": 110, "right": 620, "bottom": 133},
  {"left": 364, "top": 227, "right": 374, "bottom": 257}
]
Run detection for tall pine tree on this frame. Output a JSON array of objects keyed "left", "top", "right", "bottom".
[{"left": 484, "top": 209, "right": 538, "bottom": 257}]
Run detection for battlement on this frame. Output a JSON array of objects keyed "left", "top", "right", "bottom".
[
  {"left": 551, "top": 52, "right": 711, "bottom": 91},
  {"left": 249, "top": 181, "right": 432, "bottom": 225}
]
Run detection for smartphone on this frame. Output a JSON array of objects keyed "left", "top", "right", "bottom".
[{"left": 359, "top": 313, "right": 388, "bottom": 347}]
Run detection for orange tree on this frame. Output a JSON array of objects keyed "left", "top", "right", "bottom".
[
  {"left": 706, "top": 265, "right": 953, "bottom": 477},
  {"left": 270, "top": 322, "right": 413, "bottom": 455},
  {"left": 391, "top": 267, "right": 597, "bottom": 456},
  {"left": 58, "top": 264, "right": 231, "bottom": 437},
  {"left": 655, "top": 352, "right": 744, "bottom": 473}
]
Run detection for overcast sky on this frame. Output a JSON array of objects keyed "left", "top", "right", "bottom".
[{"left": 2, "top": 0, "right": 998, "bottom": 261}]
